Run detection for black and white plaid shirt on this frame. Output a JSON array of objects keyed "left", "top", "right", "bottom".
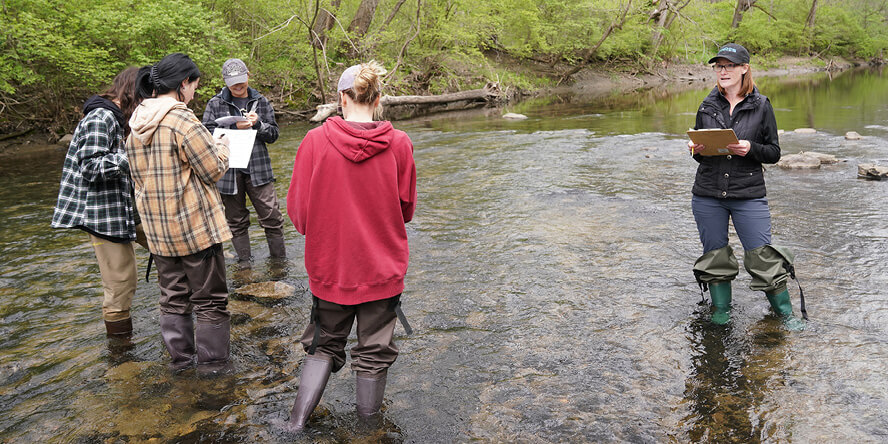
[{"left": 52, "top": 107, "right": 137, "bottom": 241}]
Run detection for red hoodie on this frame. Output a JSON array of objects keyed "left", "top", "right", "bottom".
[{"left": 287, "top": 116, "right": 417, "bottom": 305}]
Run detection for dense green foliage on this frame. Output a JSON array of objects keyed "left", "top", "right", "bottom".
[{"left": 1, "top": 0, "right": 886, "bottom": 131}]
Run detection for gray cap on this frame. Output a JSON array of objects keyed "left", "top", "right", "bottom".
[
  {"left": 337, "top": 65, "right": 361, "bottom": 91},
  {"left": 708, "top": 43, "right": 750, "bottom": 65},
  {"left": 222, "top": 58, "right": 249, "bottom": 87}
]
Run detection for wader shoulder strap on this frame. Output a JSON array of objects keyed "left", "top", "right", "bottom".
[
  {"left": 308, "top": 295, "right": 321, "bottom": 355},
  {"left": 145, "top": 253, "right": 153, "bottom": 282},
  {"left": 693, "top": 270, "right": 708, "bottom": 304},
  {"left": 388, "top": 295, "right": 413, "bottom": 335},
  {"left": 783, "top": 262, "right": 809, "bottom": 321}
]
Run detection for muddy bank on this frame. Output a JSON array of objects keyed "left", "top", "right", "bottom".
[{"left": 542, "top": 56, "right": 864, "bottom": 99}]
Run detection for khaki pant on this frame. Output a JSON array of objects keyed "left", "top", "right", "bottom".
[
  {"left": 153, "top": 244, "right": 229, "bottom": 323},
  {"left": 89, "top": 224, "right": 147, "bottom": 322},
  {"left": 300, "top": 296, "right": 400, "bottom": 376}
]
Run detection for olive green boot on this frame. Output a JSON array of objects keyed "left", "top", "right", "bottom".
[
  {"left": 709, "top": 281, "right": 732, "bottom": 325},
  {"left": 766, "top": 289, "right": 806, "bottom": 331}
]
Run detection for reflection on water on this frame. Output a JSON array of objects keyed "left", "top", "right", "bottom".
[{"left": 1, "top": 68, "right": 887, "bottom": 442}]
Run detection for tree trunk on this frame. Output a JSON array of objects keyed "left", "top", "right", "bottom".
[
  {"left": 805, "top": 0, "right": 818, "bottom": 29},
  {"left": 731, "top": 0, "right": 755, "bottom": 28},
  {"left": 311, "top": 0, "right": 341, "bottom": 48},
  {"left": 348, "top": 0, "right": 380, "bottom": 37},
  {"left": 650, "top": 0, "right": 669, "bottom": 50}
]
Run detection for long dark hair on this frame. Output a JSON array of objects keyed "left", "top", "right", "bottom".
[
  {"left": 99, "top": 66, "right": 139, "bottom": 135},
  {"left": 135, "top": 53, "right": 201, "bottom": 102}
]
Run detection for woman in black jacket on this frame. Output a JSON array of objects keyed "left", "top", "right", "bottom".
[{"left": 688, "top": 43, "right": 804, "bottom": 330}]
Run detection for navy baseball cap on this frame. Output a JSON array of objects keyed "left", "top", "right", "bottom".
[{"left": 708, "top": 43, "right": 750, "bottom": 65}]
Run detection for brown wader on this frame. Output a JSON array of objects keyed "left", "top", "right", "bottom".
[
  {"left": 153, "top": 243, "right": 231, "bottom": 371},
  {"left": 286, "top": 295, "right": 409, "bottom": 431},
  {"left": 221, "top": 172, "right": 285, "bottom": 263}
]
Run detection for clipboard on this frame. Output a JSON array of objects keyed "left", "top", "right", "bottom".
[
  {"left": 214, "top": 115, "right": 248, "bottom": 126},
  {"left": 213, "top": 128, "right": 257, "bottom": 168},
  {"left": 687, "top": 128, "right": 739, "bottom": 156}
]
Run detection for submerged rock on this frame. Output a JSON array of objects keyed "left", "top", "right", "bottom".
[
  {"left": 777, "top": 153, "right": 822, "bottom": 169},
  {"left": 233, "top": 281, "right": 296, "bottom": 300},
  {"left": 502, "top": 113, "right": 528, "bottom": 120},
  {"left": 803, "top": 151, "right": 839, "bottom": 164},
  {"left": 857, "top": 163, "right": 888, "bottom": 180},
  {"left": 794, "top": 128, "right": 817, "bottom": 134},
  {"left": 845, "top": 131, "right": 862, "bottom": 140}
]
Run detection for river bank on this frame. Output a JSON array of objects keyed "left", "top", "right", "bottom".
[{"left": 0, "top": 56, "right": 870, "bottom": 159}]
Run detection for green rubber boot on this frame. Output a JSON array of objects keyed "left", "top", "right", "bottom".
[
  {"left": 766, "top": 289, "right": 806, "bottom": 331},
  {"left": 709, "top": 281, "right": 732, "bottom": 325}
]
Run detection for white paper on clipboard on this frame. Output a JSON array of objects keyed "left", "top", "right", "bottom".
[{"left": 213, "top": 128, "right": 256, "bottom": 168}]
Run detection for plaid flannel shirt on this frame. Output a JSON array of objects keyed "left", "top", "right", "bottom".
[
  {"left": 127, "top": 107, "right": 231, "bottom": 256},
  {"left": 52, "top": 107, "right": 137, "bottom": 240},
  {"left": 202, "top": 87, "right": 279, "bottom": 194}
]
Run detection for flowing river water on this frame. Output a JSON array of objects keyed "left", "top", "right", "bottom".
[{"left": 1, "top": 68, "right": 887, "bottom": 443}]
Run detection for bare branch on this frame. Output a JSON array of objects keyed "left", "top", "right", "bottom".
[
  {"left": 255, "top": 14, "right": 300, "bottom": 40},
  {"left": 377, "top": 0, "right": 408, "bottom": 34},
  {"left": 327, "top": 7, "right": 361, "bottom": 54},
  {"left": 558, "top": 0, "right": 633, "bottom": 84},
  {"left": 753, "top": 3, "right": 778, "bottom": 21},
  {"left": 386, "top": 0, "right": 422, "bottom": 81}
]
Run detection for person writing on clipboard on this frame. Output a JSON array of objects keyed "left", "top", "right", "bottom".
[
  {"left": 687, "top": 43, "right": 805, "bottom": 330},
  {"left": 203, "top": 58, "right": 284, "bottom": 265}
]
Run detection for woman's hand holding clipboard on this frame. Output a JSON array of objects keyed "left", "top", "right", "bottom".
[{"left": 687, "top": 128, "right": 742, "bottom": 156}]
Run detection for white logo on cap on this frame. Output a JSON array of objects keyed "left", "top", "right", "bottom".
[{"left": 720, "top": 47, "right": 737, "bottom": 53}]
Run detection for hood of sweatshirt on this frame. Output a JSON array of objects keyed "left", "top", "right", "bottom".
[
  {"left": 83, "top": 95, "right": 125, "bottom": 130},
  {"left": 129, "top": 96, "right": 188, "bottom": 145},
  {"left": 323, "top": 116, "right": 395, "bottom": 163}
]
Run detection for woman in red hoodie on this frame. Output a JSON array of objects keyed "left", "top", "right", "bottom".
[{"left": 284, "top": 61, "right": 417, "bottom": 431}]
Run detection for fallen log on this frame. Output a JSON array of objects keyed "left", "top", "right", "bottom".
[
  {"left": 310, "top": 83, "right": 501, "bottom": 122},
  {"left": 0, "top": 127, "right": 34, "bottom": 142}
]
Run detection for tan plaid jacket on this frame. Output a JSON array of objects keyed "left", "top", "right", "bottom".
[{"left": 127, "top": 100, "right": 231, "bottom": 257}]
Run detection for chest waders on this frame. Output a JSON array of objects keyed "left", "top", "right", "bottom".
[{"left": 694, "top": 244, "right": 807, "bottom": 330}]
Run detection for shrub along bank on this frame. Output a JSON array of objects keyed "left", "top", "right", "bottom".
[{"left": 1, "top": 0, "right": 886, "bottom": 135}]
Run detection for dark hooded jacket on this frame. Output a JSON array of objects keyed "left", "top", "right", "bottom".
[
  {"left": 286, "top": 116, "right": 417, "bottom": 305},
  {"left": 692, "top": 86, "right": 780, "bottom": 199}
]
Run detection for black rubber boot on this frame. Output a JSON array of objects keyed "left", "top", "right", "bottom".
[
  {"left": 266, "top": 229, "right": 286, "bottom": 259},
  {"left": 105, "top": 317, "right": 133, "bottom": 336},
  {"left": 356, "top": 370, "right": 387, "bottom": 417},
  {"left": 195, "top": 318, "right": 231, "bottom": 374},
  {"left": 159, "top": 313, "right": 195, "bottom": 370},
  {"left": 285, "top": 355, "right": 333, "bottom": 432},
  {"left": 231, "top": 234, "right": 251, "bottom": 265}
]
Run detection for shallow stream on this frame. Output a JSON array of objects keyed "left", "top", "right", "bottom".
[{"left": 1, "top": 67, "right": 887, "bottom": 442}]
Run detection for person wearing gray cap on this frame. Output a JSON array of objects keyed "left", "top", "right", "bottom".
[
  {"left": 687, "top": 43, "right": 806, "bottom": 331},
  {"left": 202, "top": 58, "right": 284, "bottom": 266}
]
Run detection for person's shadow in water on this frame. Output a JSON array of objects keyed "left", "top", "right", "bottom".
[{"left": 679, "top": 301, "right": 791, "bottom": 443}]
